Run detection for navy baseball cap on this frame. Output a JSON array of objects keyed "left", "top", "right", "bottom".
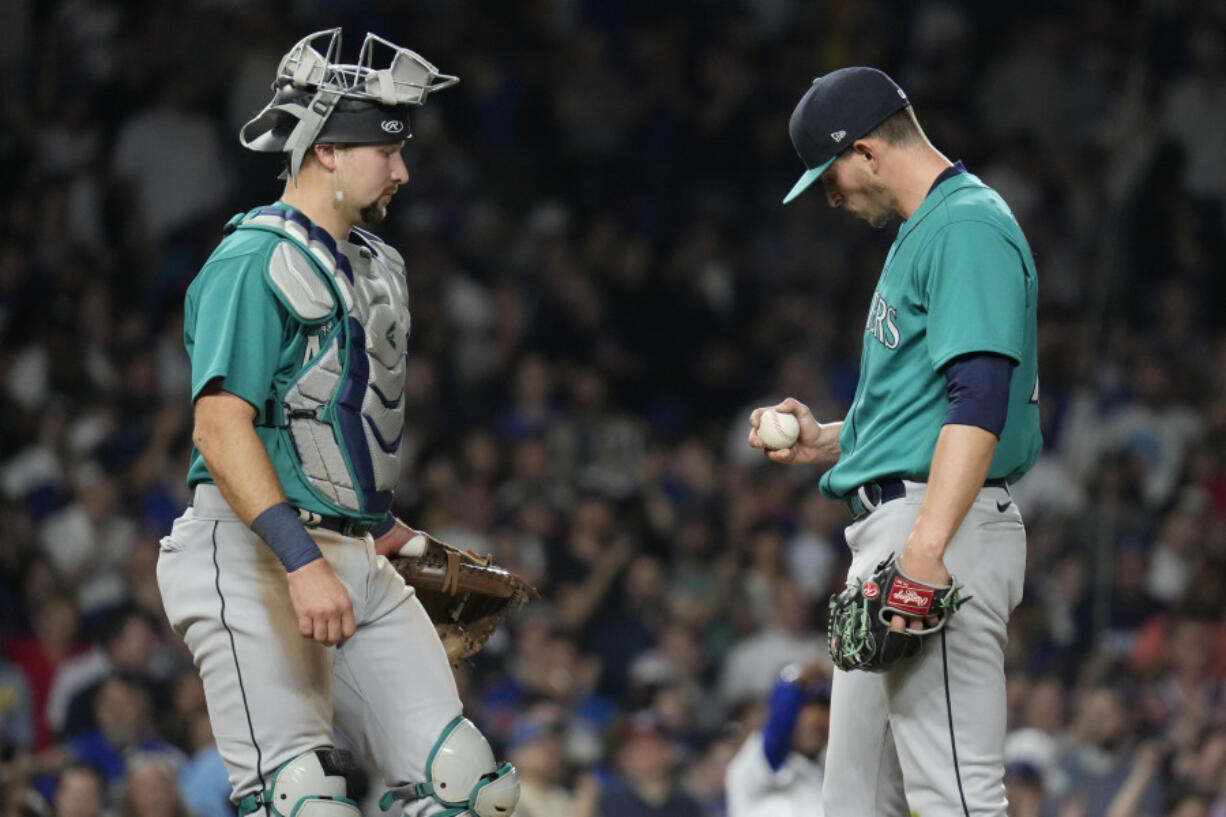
[{"left": 783, "top": 67, "right": 910, "bottom": 204}]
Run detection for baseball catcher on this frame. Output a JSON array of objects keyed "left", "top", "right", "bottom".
[
  {"left": 388, "top": 531, "right": 533, "bottom": 663},
  {"left": 159, "top": 27, "right": 523, "bottom": 817},
  {"left": 826, "top": 553, "right": 969, "bottom": 673}
]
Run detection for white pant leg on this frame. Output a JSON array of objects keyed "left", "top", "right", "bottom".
[
  {"left": 886, "top": 487, "right": 1025, "bottom": 817},
  {"left": 331, "top": 545, "right": 463, "bottom": 791},
  {"left": 823, "top": 665, "right": 910, "bottom": 816},
  {"left": 821, "top": 506, "right": 911, "bottom": 817},
  {"left": 157, "top": 500, "right": 337, "bottom": 801}
]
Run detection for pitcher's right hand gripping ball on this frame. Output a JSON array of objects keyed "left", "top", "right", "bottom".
[
  {"left": 827, "top": 553, "right": 970, "bottom": 673},
  {"left": 757, "top": 409, "right": 801, "bottom": 450},
  {"left": 390, "top": 534, "right": 532, "bottom": 663}
]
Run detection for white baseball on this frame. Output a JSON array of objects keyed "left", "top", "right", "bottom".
[{"left": 758, "top": 409, "right": 800, "bottom": 450}]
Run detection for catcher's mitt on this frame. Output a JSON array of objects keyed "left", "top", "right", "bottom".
[
  {"left": 826, "top": 553, "right": 969, "bottom": 673},
  {"left": 389, "top": 534, "right": 532, "bottom": 664}
]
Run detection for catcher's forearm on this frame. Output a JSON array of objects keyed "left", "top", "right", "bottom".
[
  {"left": 904, "top": 424, "right": 997, "bottom": 559},
  {"left": 193, "top": 391, "right": 289, "bottom": 525}
]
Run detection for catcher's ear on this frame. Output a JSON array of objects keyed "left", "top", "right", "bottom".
[
  {"left": 313, "top": 143, "right": 341, "bottom": 171},
  {"left": 398, "top": 533, "right": 428, "bottom": 558}
]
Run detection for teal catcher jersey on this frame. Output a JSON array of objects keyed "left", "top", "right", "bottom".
[
  {"left": 820, "top": 173, "right": 1042, "bottom": 499},
  {"left": 184, "top": 203, "right": 409, "bottom": 524}
]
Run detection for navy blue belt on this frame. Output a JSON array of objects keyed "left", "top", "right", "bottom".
[
  {"left": 297, "top": 509, "right": 370, "bottom": 538},
  {"left": 844, "top": 477, "right": 1009, "bottom": 520}
]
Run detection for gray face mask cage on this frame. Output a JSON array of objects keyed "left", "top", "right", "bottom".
[{"left": 240, "top": 28, "right": 460, "bottom": 183}]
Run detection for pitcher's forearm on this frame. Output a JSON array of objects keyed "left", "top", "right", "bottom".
[{"left": 905, "top": 423, "right": 997, "bottom": 559}]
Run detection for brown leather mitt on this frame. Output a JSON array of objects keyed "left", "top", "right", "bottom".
[{"left": 389, "top": 533, "right": 533, "bottom": 663}]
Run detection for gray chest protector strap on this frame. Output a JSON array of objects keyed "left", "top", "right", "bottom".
[{"left": 227, "top": 207, "right": 409, "bottom": 518}]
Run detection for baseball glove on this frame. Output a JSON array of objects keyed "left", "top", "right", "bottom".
[
  {"left": 389, "top": 534, "right": 532, "bottom": 664},
  {"left": 826, "top": 553, "right": 970, "bottom": 673}
]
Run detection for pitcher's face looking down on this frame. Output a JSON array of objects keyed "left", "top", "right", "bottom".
[{"left": 821, "top": 149, "right": 895, "bottom": 229}]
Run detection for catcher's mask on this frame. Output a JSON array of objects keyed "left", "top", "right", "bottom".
[{"left": 240, "top": 28, "right": 459, "bottom": 183}]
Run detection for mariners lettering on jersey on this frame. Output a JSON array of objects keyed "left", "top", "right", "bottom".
[{"left": 866, "top": 291, "right": 901, "bottom": 350}]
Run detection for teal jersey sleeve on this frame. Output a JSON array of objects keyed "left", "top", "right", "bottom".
[
  {"left": 920, "top": 220, "right": 1027, "bottom": 370},
  {"left": 185, "top": 246, "right": 287, "bottom": 408}
]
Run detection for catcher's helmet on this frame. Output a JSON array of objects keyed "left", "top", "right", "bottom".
[{"left": 240, "top": 28, "right": 459, "bottom": 183}]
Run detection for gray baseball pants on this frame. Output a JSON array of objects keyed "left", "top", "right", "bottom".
[
  {"left": 822, "top": 481, "right": 1026, "bottom": 817},
  {"left": 157, "top": 485, "right": 461, "bottom": 808}
]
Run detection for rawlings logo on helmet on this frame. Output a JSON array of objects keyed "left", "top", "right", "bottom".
[{"left": 381, "top": 119, "right": 404, "bottom": 133}]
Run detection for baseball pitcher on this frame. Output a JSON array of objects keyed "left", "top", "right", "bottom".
[
  {"left": 748, "top": 67, "right": 1042, "bottom": 816},
  {"left": 156, "top": 29, "right": 519, "bottom": 817}
]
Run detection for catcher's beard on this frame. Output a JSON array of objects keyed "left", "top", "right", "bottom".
[{"left": 359, "top": 199, "right": 386, "bottom": 226}]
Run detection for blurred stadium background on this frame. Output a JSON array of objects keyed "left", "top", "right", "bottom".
[{"left": 1, "top": 1, "right": 1225, "bottom": 815}]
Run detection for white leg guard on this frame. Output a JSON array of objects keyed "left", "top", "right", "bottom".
[
  {"left": 379, "top": 717, "right": 520, "bottom": 817},
  {"left": 238, "top": 748, "right": 365, "bottom": 817}
]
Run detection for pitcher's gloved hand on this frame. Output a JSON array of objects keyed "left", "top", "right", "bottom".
[{"left": 827, "top": 553, "right": 970, "bottom": 673}]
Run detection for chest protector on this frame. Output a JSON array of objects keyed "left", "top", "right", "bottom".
[{"left": 228, "top": 207, "right": 410, "bottom": 520}]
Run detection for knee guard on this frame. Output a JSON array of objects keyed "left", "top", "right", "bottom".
[
  {"left": 238, "top": 748, "right": 366, "bottom": 817},
  {"left": 379, "top": 717, "right": 520, "bottom": 817}
]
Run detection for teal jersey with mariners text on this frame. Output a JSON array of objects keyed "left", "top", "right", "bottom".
[{"left": 819, "top": 172, "right": 1042, "bottom": 499}]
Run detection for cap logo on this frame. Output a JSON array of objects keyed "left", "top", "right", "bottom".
[
  {"left": 831, "top": 130, "right": 847, "bottom": 143},
  {"left": 381, "top": 119, "right": 405, "bottom": 134}
]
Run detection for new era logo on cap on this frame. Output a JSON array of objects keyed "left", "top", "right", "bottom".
[{"left": 831, "top": 130, "right": 847, "bottom": 142}]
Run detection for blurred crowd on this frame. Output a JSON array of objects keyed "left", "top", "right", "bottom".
[{"left": 1, "top": 0, "right": 1225, "bottom": 815}]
